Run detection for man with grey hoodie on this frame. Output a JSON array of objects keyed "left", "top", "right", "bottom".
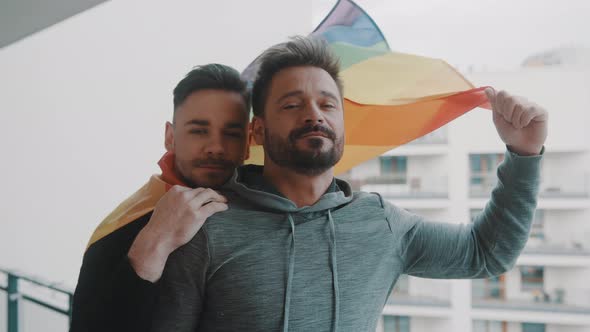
[{"left": 152, "top": 36, "right": 547, "bottom": 332}]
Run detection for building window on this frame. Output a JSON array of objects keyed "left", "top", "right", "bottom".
[
  {"left": 530, "top": 210, "right": 545, "bottom": 240},
  {"left": 473, "top": 320, "right": 508, "bottom": 332},
  {"left": 469, "top": 153, "right": 504, "bottom": 185},
  {"left": 473, "top": 275, "right": 505, "bottom": 300},
  {"left": 522, "top": 323, "right": 546, "bottom": 332},
  {"left": 469, "top": 154, "right": 504, "bottom": 174},
  {"left": 383, "top": 316, "right": 410, "bottom": 332},
  {"left": 521, "top": 266, "right": 544, "bottom": 292},
  {"left": 379, "top": 156, "right": 407, "bottom": 184},
  {"left": 392, "top": 275, "right": 409, "bottom": 295}
]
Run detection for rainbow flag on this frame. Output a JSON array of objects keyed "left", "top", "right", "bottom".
[
  {"left": 86, "top": 0, "right": 489, "bottom": 248},
  {"left": 242, "top": 0, "right": 489, "bottom": 174}
]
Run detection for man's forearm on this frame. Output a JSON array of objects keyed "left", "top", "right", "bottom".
[
  {"left": 473, "top": 148, "right": 543, "bottom": 272},
  {"left": 128, "top": 226, "right": 176, "bottom": 283}
]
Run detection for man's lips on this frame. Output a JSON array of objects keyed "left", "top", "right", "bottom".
[
  {"left": 300, "top": 131, "right": 329, "bottom": 138},
  {"left": 193, "top": 158, "right": 234, "bottom": 170},
  {"left": 198, "top": 165, "right": 229, "bottom": 170}
]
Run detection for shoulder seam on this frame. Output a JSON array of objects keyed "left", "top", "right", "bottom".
[{"left": 203, "top": 227, "right": 212, "bottom": 282}]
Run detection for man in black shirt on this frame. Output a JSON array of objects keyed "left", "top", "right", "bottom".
[{"left": 70, "top": 64, "right": 251, "bottom": 332}]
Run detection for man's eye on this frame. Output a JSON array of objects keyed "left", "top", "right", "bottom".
[
  {"left": 323, "top": 103, "right": 336, "bottom": 109},
  {"left": 283, "top": 104, "right": 300, "bottom": 110},
  {"left": 190, "top": 129, "right": 207, "bottom": 135}
]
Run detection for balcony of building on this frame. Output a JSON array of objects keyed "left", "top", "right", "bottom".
[
  {"left": 0, "top": 268, "right": 73, "bottom": 332},
  {"left": 408, "top": 127, "right": 448, "bottom": 145},
  {"left": 468, "top": 153, "right": 590, "bottom": 210},
  {"left": 361, "top": 174, "right": 449, "bottom": 199},
  {"left": 472, "top": 274, "right": 590, "bottom": 315},
  {"left": 469, "top": 172, "right": 590, "bottom": 199},
  {"left": 382, "top": 276, "right": 453, "bottom": 321}
]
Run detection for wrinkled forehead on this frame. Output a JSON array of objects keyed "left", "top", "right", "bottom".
[
  {"left": 176, "top": 90, "right": 249, "bottom": 127},
  {"left": 268, "top": 66, "right": 341, "bottom": 100}
]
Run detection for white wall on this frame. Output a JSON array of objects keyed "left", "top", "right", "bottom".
[
  {"left": 464, "top": 66, "right": 590, "bottom": 153},
  {"left": 541, "top": 152, "right": 590, "bottom": 197},
  {"left": 544, "top": 210, "right": 590, "bottom": 247},
  {"left": 351, "top": 158, "right": 380, "bottom": 179},
  {"left": 409, "top": 276, "right": 451, "bottom": 301},
  {"left": 410, "top": 317, "right": 452, "bottom": 332},
  {"left": 548, "top": 324, "right": 590, "bottom": 332},
  {"left": 0, "top": 0, "right": 313, "bottom": 288},
  {"left": 406, "top": 155, "right": 448, "bottom": 193},
  {"left": 545, "top": 209, "right": 589, "bottom": 226},
  {"left": 545, "top": 267, "right": 590, "bottom": 307}
]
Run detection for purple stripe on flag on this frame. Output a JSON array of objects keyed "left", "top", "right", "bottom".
[{"left": 314, "top": 0, "right": 362, "bottom": 34}]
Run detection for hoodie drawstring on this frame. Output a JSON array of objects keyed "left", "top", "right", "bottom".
[
  {"left": 328, "top": 210, "right": 340, "bottom": 332},
  {"left": 283, "top": 213, "right": 296, "bottom": 332},
  {"left": 282, "top": 211, "right": 340, "bottom": 332}
]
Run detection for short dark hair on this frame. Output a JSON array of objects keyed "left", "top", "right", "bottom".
[
  {"left": 251, "top": 36, "right": 342, "bottom": 117},
  {"left": 173, "top": 64, "right": 250, "bottom": 119}
]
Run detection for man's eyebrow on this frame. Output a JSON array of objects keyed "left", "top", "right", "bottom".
[
  {"left": 321, "top": 90, "right": 339, "bottom": 101},
  {"left": 184, "top": 119, "right": 209, "bottom": 127},
  {"left": 277, "top": 90, "right": 303, "bottom": 103}
]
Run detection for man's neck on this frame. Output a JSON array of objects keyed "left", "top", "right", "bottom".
[{"left": 262, "top": 160, "right": 334, "bottom": 208}]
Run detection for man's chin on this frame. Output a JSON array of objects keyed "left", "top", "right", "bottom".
[
  {"left": 297, "top": 137, "right": 332, "bottom": 147},
  {"left": 295, "top": 139, "right": 331, "bottom": 150},
  {"left": 189, "top": 169, "right": 233, "bottom": 189},
  {"left": 294, "top": 148, "right": 332, "bottom": 159}
]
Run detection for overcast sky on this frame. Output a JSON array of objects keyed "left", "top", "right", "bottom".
[{"left": 312, "top": 0, "right": 590, "bottom": 71}]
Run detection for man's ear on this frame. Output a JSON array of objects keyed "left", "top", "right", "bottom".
[
  {"left": 241, "top": 122, "right": 253, "bottom": 163},
  {"left": 251, "top": 116, "right": 265, "bottom": 145},
  {"left": 243, "top": 144, "right": 251, "bottom": 163},
  {"left": 165, "top": 121, "right": 175, "bottom": 152}
]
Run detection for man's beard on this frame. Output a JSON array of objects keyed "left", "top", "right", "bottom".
[
  {"left": 264, "top": 124, "right": 344, "bottom": 176},
  {"left": 175, "top": 157, "right": 236, "bottom": 189}
]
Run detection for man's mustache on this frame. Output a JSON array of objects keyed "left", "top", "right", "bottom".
[
  {"left": 192, "top": 158, "right": 236, "bottom": 168},
  {"left": 289, "top": 124, "right": 336, "bottom": 142}
]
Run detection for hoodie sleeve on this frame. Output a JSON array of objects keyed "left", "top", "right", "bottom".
[
  {"left": 70, "top": 213, "right": 158, "bottom": 332},
  {"left": 150, "top": 229, "right": 209, "bottom": 332},
  {"left": 386, "top": 148, "right": 542, "bottom": 279}
]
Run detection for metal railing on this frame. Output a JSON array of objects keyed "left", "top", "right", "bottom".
[
  {"left": 387, "top": 278, "right": 452, "bottom": 307},
  {"left": 524, "top": 238, "right": 590, "bottom": 256},
  {"left": 361, "top": 175, "right": 449, "bottom": 199},
  {"left": 472, "top": 281, "right": 590, "bottom": 314},
  {"left": 469, "top": 172, "right": 590, "bottom": 198},
  {"left": 0, "top": 268, "right": 73, "bottom": 332}
]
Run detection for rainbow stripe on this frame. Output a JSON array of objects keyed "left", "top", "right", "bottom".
[
  {"left": 242, "top": 0, "right": 488, "bottom": 174},
  {"left": 87, "top": 0, "right": 489, "bottom": 249}
]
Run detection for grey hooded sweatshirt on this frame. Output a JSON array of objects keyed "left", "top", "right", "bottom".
[{"left": 152, "top": 149, "right": 542, "bottom": 332}]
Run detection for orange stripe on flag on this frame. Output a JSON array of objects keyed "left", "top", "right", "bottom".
[
  {"left": 245, "top": 87, "right": 490, "bottom": 175},
  {"left": 344, "top": 87, "right": 489, "bottom": 146}
]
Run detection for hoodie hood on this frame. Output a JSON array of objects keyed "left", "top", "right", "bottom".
[{"left": 223, "top": 164, "right": 354, "bottom": 213}]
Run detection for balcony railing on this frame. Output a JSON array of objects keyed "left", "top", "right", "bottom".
[
  {"left": 360, "top": 175, "right": 448, "bottom": 199},
  {"left": 472, "top": 282, "right": 590, "bottom": 314},
  {"left": 524, "top": 238, "right": 590, "bottom": 256},
  {"left": 407, "top": 127, "right": 448, "bottom": 145},
  {"left": 0, "top": 268, "right": 73, "bottom": 332},
  {"left": 470, "top": 172, "right": 590, "bottom": 198},
  {"left": 387, "top": 281, "right": 451, "bottom": 307}
]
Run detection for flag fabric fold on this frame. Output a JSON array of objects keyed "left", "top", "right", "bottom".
[
  {"left": 86, "top": 153, "right": 182, "bottom": 249},
  {"left": 88, "top": 0, "right": 490, "bottom": 248},
  {"left": 242, "top": 0, "right": 489, "bottom": 174}
]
